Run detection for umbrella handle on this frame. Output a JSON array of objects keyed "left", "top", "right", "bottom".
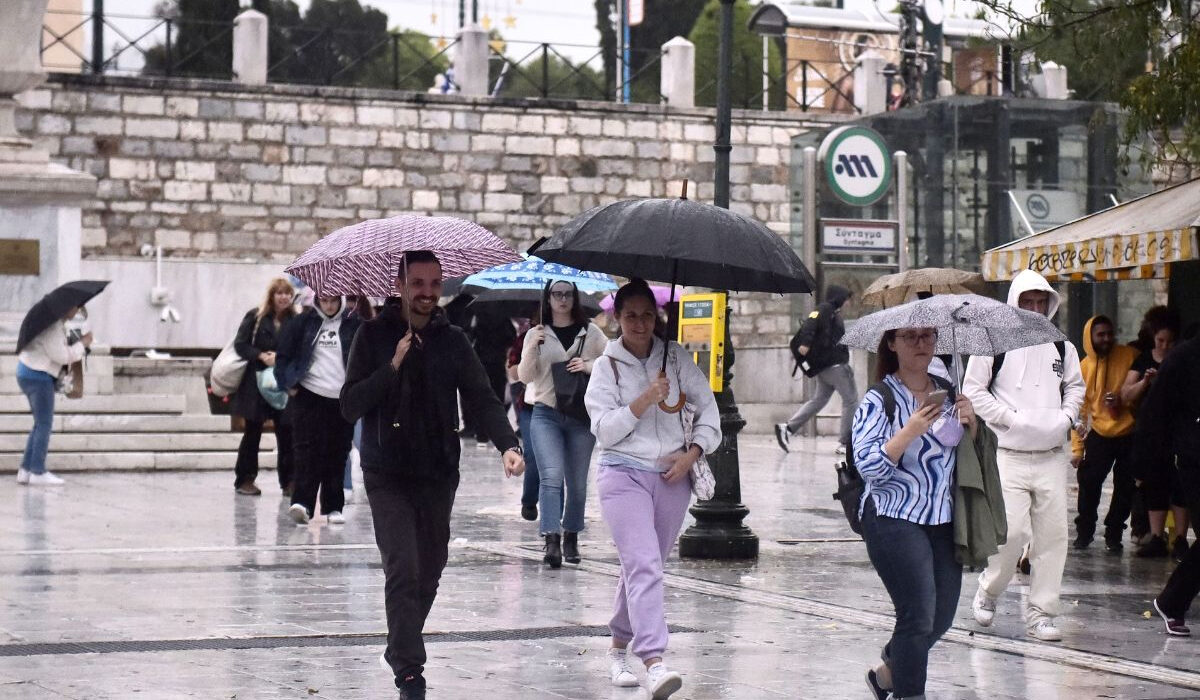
[{"left": 659, "top": 392, "right": 686, "bottom": 414}]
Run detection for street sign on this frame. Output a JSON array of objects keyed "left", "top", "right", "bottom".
[
  {"left": 818, "top": 125, "right": 893, "bottom": 206},
  {"left": 821, "top": 219, "right": 898, "bottom": 253},
  {"left": 628, "top": 0, "right": 644, "bottom": 26},
  {"left": 1009, "top": 189, "right": 1083, "bottom": 233}
]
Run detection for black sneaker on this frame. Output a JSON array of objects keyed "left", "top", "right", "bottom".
[
  {"left": 397, "top": 672, "right": 427, "bottom": 700},
  {"left": 1105, "top": 538, "right": 1124, "bottom": 554},
  {"left": 1153, "top": 598, "right": 1192, "bottom": 636},
  {"left": 865, "top": 668, "right": 888, "bottom": 700},
  {"left": 1174, "top": 536, "right": 1189, "bottom": 563},
  {"left": 774, "top": 423, "right": 790, "bottom": 453},
  {"left": 1072, "top": 535, "right": 1093, "bottom": 550},
  {"left": 1135, "top": 534, "right": 1169, "bottom": 558}
]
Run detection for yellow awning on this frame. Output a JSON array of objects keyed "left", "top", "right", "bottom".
[{"left": 981, "top": 179, "right": 1200, "bottom": 282}]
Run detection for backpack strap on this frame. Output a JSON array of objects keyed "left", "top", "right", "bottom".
[
  {"left": 607, "top": 355, "right": 620, "bottom": 384},
  {"left": 867, "top": 381, "right": 898, "bottom": 425},
  {"left": 988, "top": 341, "right": 1065, "bottom": 391}
]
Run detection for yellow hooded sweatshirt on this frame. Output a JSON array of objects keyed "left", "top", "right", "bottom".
[{"left": 1071, "top": 315, "right": 1138, "bottom": 456}]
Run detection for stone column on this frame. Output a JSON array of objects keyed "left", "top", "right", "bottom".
[
  {"left": 233, "top": 9, "right": 269, "bottom": 86},
  {"left": 454, "top": 23, "right": 489, "bottom": 97},
  {"left": 660, "top": 36, "right": 695, "bottom": 108},
  {"left": 853, "top": 50, "right": 887, "bottom": 115},
  {"left": 0, "top": 0, "right": 97, "bottom": 340}
]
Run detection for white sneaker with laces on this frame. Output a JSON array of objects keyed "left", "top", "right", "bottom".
[
  {"left": 834, "top": 443, "right": 847, "bottom": 455},
  {"left": 327, "top": 510, "right": 346, "bottom": 525},
  {"left": 774, "top": 423, "right": 791, "bottom": 452},
  {"left": 288, "top": 503, "right": 310, "bottom": 525},
  {"left": 16, "top": 468, "right": 30, "bottom": 484},
  {"left": 645, "top": 662, "right": 682, "bottom": 699},
  {"left": 27, "top": 471, "right": 64, "bottom": 486},
  {"left": 1027, "top": 618, "right": 1063, "bottom": 641},
  {"left": 606, "top": 648, "right": 638, "bottom": 688},
  {"left": 972, "top": 588, "right": 996, "bottom": 627}
]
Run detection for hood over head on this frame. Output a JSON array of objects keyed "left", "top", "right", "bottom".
[
  {"left": 314, "top": 296, "right": 345, "bottom": 321},
  {"left": 1006, "top": 269, "right": 1060, "bottom": 319},
  {"left": 826, "top": 285, "right": 851, "bottom": 309}
]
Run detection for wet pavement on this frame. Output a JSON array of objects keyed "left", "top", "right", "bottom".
[{"left": 1, "top": 435, "right": 1198, "bottom": 699}]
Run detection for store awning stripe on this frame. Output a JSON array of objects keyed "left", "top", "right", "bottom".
[{"left": 980, "top": 227, "right": 1198, "bottom": 282}]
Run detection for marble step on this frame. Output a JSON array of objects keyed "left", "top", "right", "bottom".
[
  {"left": 0, "top": 450, "right": 278, "bottom": 472},
  {"left": 0, "top": 432, "right": 274, "bottom": 453},
  {"left": 0, "top": 394, "right": 186, "bottom": 414},
  {"left": 0, "top": 413, "right": 232, "bottom": 433}
]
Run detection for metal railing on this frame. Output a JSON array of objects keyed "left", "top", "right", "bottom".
[
  {"left": 488, "top": 41, "right": 662, "bottom": 103},
  {"left": 696, "top": 58, "right": 861, "bottom": 113}
]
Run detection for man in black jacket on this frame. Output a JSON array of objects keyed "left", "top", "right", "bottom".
[
  {"left": 1146, "top": 335, "right": 1200, "bottom": 636},
  {"left": 341, "top": 251, "right": 524, "bottom": 700},
  {"left": 775, "top": 285, "right": 857, "bottom": 454}
]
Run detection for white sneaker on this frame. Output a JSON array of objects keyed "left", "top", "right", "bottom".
[
  {"left": 645, "top": 662, "right": 682, "bottom": 699},
  {"left": 327, "top": 510, "right": 345, "bottom": 525},
  {"left": 834, "top": 443, "right": 847, "bottom": 455},
  {"left": 774, "top": 423, "right": 791, "bottom": 452},
  {"left": 16, "top": 468, "right": 30, "bottom": 484},
  {"left": 607, "top": 648, "right": 638, "bottom": 688},
  {"left": 27, "top": 471, "right": 64, "bottom": 486},
  {"left": 1027, "top": 618, "right": 1063, "bottom": 642},
  {"left": 288, "top": 503, "right": 310, "bottom": 525},
  {"left": 972, "top": 589, "right": 996, "bottom": 627}
]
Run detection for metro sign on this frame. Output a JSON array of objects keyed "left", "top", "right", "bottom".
[{"left": 818, "top": 126, "right": 893, "bottom": 206}]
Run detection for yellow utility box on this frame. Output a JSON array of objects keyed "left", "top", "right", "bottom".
[{"left": 676, "top": 292, "right": 726, "bottom": 392}]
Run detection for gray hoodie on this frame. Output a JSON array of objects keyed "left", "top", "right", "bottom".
[
  {"left": 962, "top": 269, "right": 1085, "bottom": 451},
  {"left": 584, "top": 337, "right": 722, "bottom": 471}
]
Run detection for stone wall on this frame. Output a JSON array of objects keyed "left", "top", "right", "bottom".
[{"left": 14, "top": 74, "right": 842, "bottom": 348}]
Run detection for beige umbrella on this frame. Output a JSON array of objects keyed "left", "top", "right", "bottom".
[{"left": 860, "top": 267, "right": 987, "bottom": 308}]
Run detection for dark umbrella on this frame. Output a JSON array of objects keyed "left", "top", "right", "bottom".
[
  {"left": 531, "top": 187, "right": 815, "bottom": 411},
  {"left": 468, "top": 287, "right": 603, "bottom": 319},
  {"left": 17, "top": 280, "right": 110, "bottom": 353}
]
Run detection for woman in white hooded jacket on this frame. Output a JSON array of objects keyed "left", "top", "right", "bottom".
[{"left": 583, "top": 279, "right": 721, "bottom": 699}]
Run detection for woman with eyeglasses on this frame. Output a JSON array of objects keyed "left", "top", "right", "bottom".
[
  {"left": 517, "top": 280, "right": 608, "bottom": 568},
  {"left": 853, "top": 326, "right": 976, "bottom": 700}
]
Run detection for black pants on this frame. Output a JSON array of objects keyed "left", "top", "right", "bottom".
[
  {"left": 289, "top": 387, "right": 354, "bottom": 516},
  {"left": 366, "top": 469, "right": 459, "bottom": 684},
  {"left": 1075, "top": 432, "right": 1135, "bottom": 542},
  {"left": 235, "top": 411, "right": 294, "bottom": 489},
  {"left": 475, "top": 356, "right": 508, "bottom": 441},
  {"left": 1156, "top": 464, "right": 1200, "bottom": 618}
]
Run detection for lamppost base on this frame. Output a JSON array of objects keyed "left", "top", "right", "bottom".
[{"left": 678, "top": 501, "right": 759, "bottom": 559}]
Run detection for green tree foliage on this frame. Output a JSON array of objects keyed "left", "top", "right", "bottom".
[
  {"left": 592, "top": 0, "right": 709, "bottom": 103},
  {"left": 142, "top": 0, "right": 240, "bottom": 78},
  {"left": 979, "top": 0, "right": 1199, "bottom": 175},
  {"left": 492, "top": 50, "right": 608, "bottom": 100},
  {"left": 357, "top": 29, "right": 451, "bottom": 91},
  {"left": 688, "top": 0, "right": 783, "bottom": 109}
]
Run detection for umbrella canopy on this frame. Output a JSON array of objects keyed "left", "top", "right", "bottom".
[
  {"left": 840, "top": 294, "right": 1066, "bottom": 357},
  {"left": 459, "top": 256, "right": 617, "bottom": 295},
  {"left": 285, "top": 215, "right": 522, "bottom": 297},
  {"left": 860, "top": 267, "right": 987, "bottom": 308},
  {"left": 530, "top": 198, "right": 816, "bottom": 294},
  {"left": 467, "top": 287, "right": 602, "bottom": 318},
  {"left": 599, "top": 284, "right": 675, "bottom": 314},
  {"left": 17, "top": 280, "right": 110, "bottom": 353}
]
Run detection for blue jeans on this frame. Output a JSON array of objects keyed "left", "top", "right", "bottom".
[
  {"left": 517, "top": 407, "right": 541, "bottom": 508},
  {"left": 16, "top": 362, "right": 56, "bottom": 475},
  {"left": 530, "top": 404, "right": 595, "bottom": 535},
  {"left": 861, "top": 499, "right": 961, "bottom": 698}
]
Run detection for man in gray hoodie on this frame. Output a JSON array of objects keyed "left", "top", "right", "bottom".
[{"left": 962, "top": 269, "right": 1085, "bottom": 642}]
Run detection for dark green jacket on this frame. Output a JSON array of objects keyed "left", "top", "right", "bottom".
[{"left": 954, "top": 421, "right": 1007, "bottom": 568}]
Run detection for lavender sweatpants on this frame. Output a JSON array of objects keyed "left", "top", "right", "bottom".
[{"left": 597, "top": 464, "right": 693, "bottom": 660}]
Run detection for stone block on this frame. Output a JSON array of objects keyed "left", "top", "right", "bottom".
[
  {"left": 265, "top": 101, "right": 299, "bottom": 122},
  {"left": 247, "top": 123, "right": 283, "bottom": 141},
  {"left": 208, "top": 121, "right": 244, "bottom": 142},
  {"left": 75, "top": 116, "right": 123, "bottom": 136},
  {"left": 336, "top": 148, "right": 366, "bottom": 167},
  {"left": 262, "top": 144, "right": 288, "bottom": 163},
  {"left": 108, "top": 158, "right": 157, "bottom": 180},
  {"left": 302, "top": 147, "right": 336, "bottom": 164},
  {"left": 198, "top": 98, "right": 234, "bottom": 119},
  {"left": 176, "top": 161, "right": 216, "bottom": 181},
  {"left": 227, "top": 144, "right": 262, "bottom": 160},
  {"left": 452, "top": 110, "right": 481, "bottom": 131},
  {"left": 756, "top": 147, "right": 781, "bottom": 166},
  {"left": 283, "top": 124, "right": 326, "bottom": 146},
  {"left": 234, "top": 101, "right": 264, "bottom": 120},
  {"left": 684, "top": 123, "right": 714, "bottom": 142},
  {"left": 154, "top": 229, "right": 191, "bottom": 248},
  {"left": 569, "top": 177, "right": 603, "bottom": 194},
  {"left": 165, "top": 96, "right": 199, "bottom": 117},
  {"left": 149, "top": 201, "right": 187, "bottom": 214},
  {"left": 750, "top": 183, "right": 787, "bottom": 202},
  {"left": 242, "top": 163, "right": 281, "bottom": 182},
  {"left": 152, "top": 141, "right": 195, "bottom": 159},
  {"left": 376, "top": 188, "right": 409, "bottom": 208},
  {"left": 485, "top": 193, "right": 523, "bottom": 212},
  {"left": 346, "top": 187, "right": 377, "bottom": 206},
  {"left": 669, "top": 143, "right": 693, "bottom": 161},
  {"left": 516, "top": 115, "right": 544, "bottom": 133},
  {"left": 602, "top": 120, "right": 627, "bottom": 138},
  {"left": 164, "top": 181, "right": 207, "bottom": 201},
  {"left": 86, "top": 93, "right": 120, "bottom": 112},
  {"left": 626, "top": 121, "right": 657, "bottom": 139},
  {"left": 81, "top": 227, "right": 107, "bottom": 248},
  {"left": 366, "top": 150, "right": 393, "bottom": 167},
  {"left": 291, "top": 186, "right": 318, "bottom": 206},
  {"left": 356, "top": 105, "right": 395, "bottom": 126},
  {"left": 37, "top": 114, "right": 71, "bottom": 134},
  {"left": 636, "top": 141, "right": 666, "bottom": 159},
  {"left": 212, "top": 183, "right": 252, "bottom": 202},
  {"left": 111, "top": 200, "right": 148, "bottom": 213},
  {"left": 569, "top": 116, "right": 602, "bottom": 136},
  {"left": 412, "top": 190, "right": 440, "bottom": 210},
  {"left": 51, "top": 91, "right": 88, "bottom": 112},
  {"left": 17, "top": 89, "right": 52, "bottom": 109},
  {"left": 283, "top": 165, "right": 327, "bottom": 185},
  {"left": 120, "top": 140, "right": 152, "bottom": 157},
  {"left": 507, "top": 174, "right": 540, "bottom": 193},
  {"left": 627, "top": 179, "right": 652, "bottom": 197},
  {"left": 330, "top": 128, "right": 378, "bottom": 147},
  {"left": 555, "top": 138, "right": 581, "bottom": 157},
  {"left": 541, "top": 176, "right": 568, "bottom": 194},
  {"left": 363, "top": 169, "right": 406, "bottom": 188},
  {"left": 432, "top": 133, "right": 470, "bottom": 152},
  {"left": 481, "top": 113, "right": 518, "bottom": 132},
  {"left": 419, "top": 110, "right": 452, "bottom": 129},
  {"left": 583, "top": 140, "right": 633, "bottom": 158},
  {"left": 378, "top": 130, "right": 405, "bottom": 149},
  {"left": 505, "top": 136, "right": 555, "bottom": 156},
  {"left": 179, "top": 120, "right": 206, "bottom": 141},
  {"left": 747, "top": 125, "right": 774, "bottom": 145},
  {"left": 464, "top": 153, "right": 500, "bottom": 171},
  {"left": 220, "top": 231, "right": 258, "bottom": 249},
  {"left": 486, "top": 173, "right": 507, "bottom": 191},
  {"left": 543, "top": 116, "right": 568, "bottom": 135},
  {"left": 122, "top": 95, "right": 165, "bottom": 115},
  {"left": 61, "top": 136, "right": 96, "bottom": 155},
  {"left": 328, "top": 167, "right": 362, "bottom": 186}
]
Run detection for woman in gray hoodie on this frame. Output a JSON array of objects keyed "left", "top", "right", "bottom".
[{"left": 583, "top": 279, "right": 721, "bottom": 699}]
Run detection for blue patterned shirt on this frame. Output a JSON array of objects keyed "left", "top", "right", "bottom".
[{"left": 851, "top": 374, "right": 956, "bottom": 525}]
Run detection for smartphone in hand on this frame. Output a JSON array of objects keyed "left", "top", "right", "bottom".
[{"left": 921, "top": 389, "right": 949, "bottom": 410}]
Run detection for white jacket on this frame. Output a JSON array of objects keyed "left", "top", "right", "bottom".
[
  {"left": 584, "top": 337, "right": 722, "bottom": 471},
  {"left": 962, "top": 269, "right": 1085, "bottom": 451},
  {"left": 17, "top": 321, "right": 85, "bottom": 376},
  {"left": 516, "top": 322, "right": 607, "bottom": 409}
]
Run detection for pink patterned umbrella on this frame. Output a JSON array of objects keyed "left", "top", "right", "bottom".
[
  {"left": 285, "top": 215, "right": 522, "bottom": 296},
  {"left": 598, "top": 284, "right": 675, "bottom": 314}
]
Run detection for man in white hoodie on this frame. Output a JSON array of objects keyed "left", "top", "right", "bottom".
[{"left": 962, "top": 269, "right": 1085, "bottom": 642}]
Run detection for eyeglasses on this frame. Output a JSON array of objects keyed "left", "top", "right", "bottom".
[
  {"left": 895, "top": 331, "right": 937, "bottom": 345},
  {"left": 549, "top": 291, "right": 573, "bottom": 301}
]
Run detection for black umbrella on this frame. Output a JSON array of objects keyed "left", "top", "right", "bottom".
[
  {"left": 468, "top": 287, "right": 603, "bottom": 319},
  {"left": 17, "top": 280, "right": 110, "bottom": 353},
  {"left": 530, "top": 188, "right": 815, "bottom": 411}
]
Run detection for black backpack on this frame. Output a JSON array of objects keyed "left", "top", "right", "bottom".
[
  {"left": 833, "top": 374, "right": 956, "bottom": 535},
  {"left": 988, "top": 341, "right": 1066, "bottom": 391}
]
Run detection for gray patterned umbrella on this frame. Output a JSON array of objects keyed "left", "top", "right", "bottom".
[{"left": 840, "top": 293, "right": 1067, "bottom": 357}]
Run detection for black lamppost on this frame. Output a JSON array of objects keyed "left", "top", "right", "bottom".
[{"left": 678, "top": 0, "right": 759, "bottom": 560}]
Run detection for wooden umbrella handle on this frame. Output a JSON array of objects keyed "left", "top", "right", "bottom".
[{"left": 658, "top": 392, "right": 687, "bottom": 414}]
